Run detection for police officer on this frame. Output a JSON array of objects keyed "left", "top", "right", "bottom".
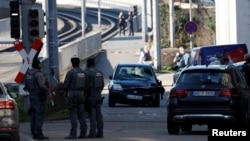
[
  {"left": 24, "top": 58, "right": 51, "bottom": 140},
  {"left": 63, "top": 56, "right": 88, "bottom": 139},
  {"left": 242, "top": 54, "right": 250, "bottom": 87},
  {"left": 84, "top": 58, "right": 104, "bottom": 138}
]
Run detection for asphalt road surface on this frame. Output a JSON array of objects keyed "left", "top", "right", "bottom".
[{"left": 18, "top": 32, "right": 208, "bottom": 141}]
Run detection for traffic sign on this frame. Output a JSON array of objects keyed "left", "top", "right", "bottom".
[
  {"left": 184, "top": 21, "right": 198, "bottom": 34},
  {"left": 14, "top": 39, "right": 43, "bottom": 83}
]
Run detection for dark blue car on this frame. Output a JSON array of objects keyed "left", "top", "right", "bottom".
[{"left": 108, "top": 63, "right": 165, "bottom": 107}]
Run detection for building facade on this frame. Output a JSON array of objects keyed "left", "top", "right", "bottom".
[{"left": 215, "top": 0, "right": 250, "bottom": 51}]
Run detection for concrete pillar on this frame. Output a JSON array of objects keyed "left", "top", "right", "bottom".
[{"left": 152, "top": 0, "right": 161, "bottom": 70}]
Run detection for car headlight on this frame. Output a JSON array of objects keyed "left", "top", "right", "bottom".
[{"left": 112, "top": 83, "right": 123, "bottom": 91}]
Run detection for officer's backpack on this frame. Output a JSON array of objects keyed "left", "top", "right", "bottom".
[{"left": 73, "top": 68, "right": 86, "bottom": 89}]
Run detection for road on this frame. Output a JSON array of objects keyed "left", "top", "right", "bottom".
[
  {"left": 18, "top": 32, "right": 208, "bottom": 141},
  {"left": 0, "top": 1, "right": 209, "bottom": 140}
]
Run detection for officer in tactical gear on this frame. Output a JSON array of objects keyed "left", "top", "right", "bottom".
[
  {"left": 242, "top": 53, "right": 250, "bottom": 87},
  {"left": 84, "top": 58, "right": 104, "bottom": 138},
  {"left": 24, "top": 58, "right": 51, "bottom": 140},
  {"left": 63, "top": 56, "right": 88, "bottom": 139}
]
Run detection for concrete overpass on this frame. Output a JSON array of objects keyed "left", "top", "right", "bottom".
[{"left": 0, "top": 0, "right": 137, "bottom": 83}]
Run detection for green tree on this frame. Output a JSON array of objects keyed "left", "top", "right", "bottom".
[{"left": 160, "top": 1, "right": 215, "bottom": 49}]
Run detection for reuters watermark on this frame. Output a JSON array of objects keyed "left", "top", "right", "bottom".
[{"left": 208, "top": 128, "right": 248, "bottom": 141}]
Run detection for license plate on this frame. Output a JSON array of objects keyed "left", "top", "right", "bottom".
[
  {"left": 192, "top": 91, "right": 215, "bottom": 96},
  {"left": 127, "top": 95, "right": 143, "bottom": 100}
]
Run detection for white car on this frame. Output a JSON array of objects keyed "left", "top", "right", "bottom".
[{"left": 0, "top": 82, "right": 19, "bottom": 141}]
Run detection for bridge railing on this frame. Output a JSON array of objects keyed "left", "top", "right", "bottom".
[{"left": 58, "top": 31, "right": 102, "bottom": 80}]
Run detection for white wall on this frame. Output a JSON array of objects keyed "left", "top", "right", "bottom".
[{"left": 215, "top": 0, "right": 250, "bottom": 51}]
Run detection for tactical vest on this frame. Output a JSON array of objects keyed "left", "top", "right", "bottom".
[
  {"left": 89, "top": 69, "right": 104, "bottom": 89},
  {"left": 25, "top": 71, "right": 39, "bottom": 91},
  {"left": 73, "top": 68, "right": 86, "bottom": 89}
]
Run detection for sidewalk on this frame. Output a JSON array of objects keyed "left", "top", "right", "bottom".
[{"left": 98, "top": 31, "right": 173, "bottom": 93}]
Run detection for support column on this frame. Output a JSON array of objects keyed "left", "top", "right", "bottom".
[{"left": 152, "top": 0, "right": 161, "bottom": 70}]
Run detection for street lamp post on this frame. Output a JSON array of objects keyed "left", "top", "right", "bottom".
[
  {"left": 169, "top": 0, "right": 174, "bottom": 48},
  {"left": 189, "top": 0, "right": 193, "bottom": 49},
  {"left": 98, "top": 0, "right": 101, "bottom": 27},
  {"left": 81, "top": 0, "right": 86, "bottom": 37},
  {"left": 142, "top": 0, "right": 148, "bottom": 42},
  {"left": 152, "top": 0, "right": 161, "bottom": 70}
]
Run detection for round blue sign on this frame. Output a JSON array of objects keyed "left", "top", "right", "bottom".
[{"left": 184, "top": 21, "right": 198, "bottom": 34}]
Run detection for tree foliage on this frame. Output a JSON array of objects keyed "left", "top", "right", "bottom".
[{"left": 160, "top": 1, "right": 215, "bottom": 49}]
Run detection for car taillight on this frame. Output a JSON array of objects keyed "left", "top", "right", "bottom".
[
  {"left": 219, "top": 89, "right": 240, "bottom": 97},
  {"left": 0, "top": 100, "right": 15, "bottom": 110},
  {"left": 170, "top": 89, "right": 188, "bottom": 97}
]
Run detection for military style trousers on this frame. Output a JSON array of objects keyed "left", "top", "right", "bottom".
[{"left": 29, "top": 94, "right": 46, "bottom": 136}]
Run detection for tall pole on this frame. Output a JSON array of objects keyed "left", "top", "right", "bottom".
[
  {"left": 152, "top": 0, "right": 161, "bottom": 70},
  {"left": 81, "top": 0, "right": 86, "bottom": 37},
  {"left": 189, "top": 0, "right": 193, "bottom": 49},
  {"left": 45, "top": 0, "right": 60, "bottom": 86},
  {"left": 21, "top": 0, "right": 34, "bottom": 55},
  {"left": 142, "top": 0, "right": 148, "bottom": 42},
  {"left": 41, "top": 0, "right": 47, "bottom": 57},
  {"left": 169, "top": 0, "right": 174, "bottom": 48},
  {"left": 21, "top": 0, "right": 36, "bottom": 115},
  {"left": 98, "top": 0, "right": 101, "bottom": 27}
]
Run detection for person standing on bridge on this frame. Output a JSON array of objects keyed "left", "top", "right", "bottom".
[
  {"left": 63, "top": 56, "right": 88, "bottom": 139},
  {"left": 118, "top": 11, "right": 126, "bottom": 36},
  {"left": 127, "top": 11, "right": 134, "bottom": 36}
]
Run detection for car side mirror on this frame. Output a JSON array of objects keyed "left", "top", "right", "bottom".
[
  {"left": 172, "top": 65, "right": 179, "bottom": 71},
  {"left": 109, "top": 76, "right": 112, "bottom": 79},
  {"left": 10, "top": 92, "right": 18, "bottom": 99},
  {"left": 157, "top": 79, "right": 162, "bottom": 85}
]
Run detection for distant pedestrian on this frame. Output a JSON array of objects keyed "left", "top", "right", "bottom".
[
  {"left": 118, "top": 11, "right": 126, "bottom": 36},
  {"left": 139, "top": 44, "right": 152, "bottom": 65},
  {"left": 242, "top": 53, "right": 250, "bottom": 86},
  {"left": 173, "top": 45, "right": 188, "bottom": 70},
  {"left": 24, "top": 58, "right": 52, "bottom": 140},
  {"left": 220, "top": 56, "right": 234, "bottom": 65},
  {"left": 63, "top": 56, "right": 88, "bottom": 139},
  {"left": 84, "top": 58, "right": 104, "bottom": 138},
  {"left": 208, "top": 53, "right": 223, "bottom": 65},
  {"left": 127, "top": 11, "right": 134, "bottom": 36}
]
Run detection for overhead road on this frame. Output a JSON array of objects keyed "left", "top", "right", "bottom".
[
  {"left": 57, "top": 8, "right": 119, "bottom": 45},
  {"left": 0, "top": 0, "right": 142, "bottom": 82}
]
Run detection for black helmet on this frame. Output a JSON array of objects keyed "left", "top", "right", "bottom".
[
  {"left": 71, "top": 56, "right": 80, "bottom": 63},
  {"left": 87, "top": 58, "right": 95, "bottom": 68},
  {"left": 32, "top": 59, "right": 41, "bottom": 69},
  {"left": 71, "top": 55, "right": 80, "bottom": 67}
]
